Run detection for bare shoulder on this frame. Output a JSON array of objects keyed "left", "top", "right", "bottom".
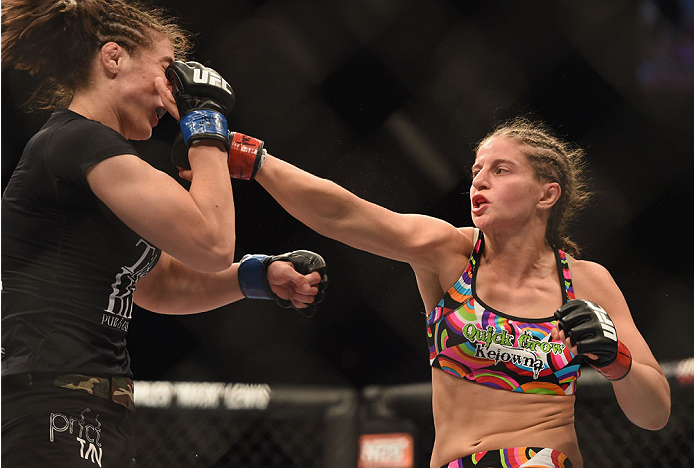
[
  {"left": 570, "top": 257, "right": 629, "bottom": 315},
  {"left": 457, "top": 226, "right": 476, "bottom": 257},
  {"left": 408, "top": 222, "right": 472, "bottom": 265},
  {"left": 418, "top": 222, "right": 474, "bottom": 262},
  {"left": 570, "top": 258, "right": 615, "bottom": 288},
  {"left": 402, "top": 217, "right": 473, "bottom": 263}
]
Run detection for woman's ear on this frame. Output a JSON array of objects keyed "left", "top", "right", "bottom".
[
  {"left": 100, "top": 42, "right": 122, "bottom": 77},
  {"left": 538, "top": 181, "right": 561, "bottom": 210}
]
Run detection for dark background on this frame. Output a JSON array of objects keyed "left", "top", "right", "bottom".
[{"left": 3, "top": 0, "right": 693, "bottom": 389}]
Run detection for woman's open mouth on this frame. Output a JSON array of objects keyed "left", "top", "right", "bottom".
[{"left": 471, "top": 194, "right": 489, "bottom": 214}]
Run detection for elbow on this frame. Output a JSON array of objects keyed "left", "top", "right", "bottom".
[
  {"left": 188, "top": 232, "right": 235, "bottom": 273},
  {"left": 219, "top": 247, "right": 236, "bottom": 271},
  {"left": 205, "top": 239, "right": 235, "bottom": 272},
  {"left": 644, "top": 401, "right": 671, "bottom": 431},
  {"left": 632, "top": 397, "right": 671, "bottom": 431},
  {"left": 205, "top": 250, "right": 235, "bottom": 273},
  {"left": 639, "top": 414, "right": 670, "bottom": 432}
]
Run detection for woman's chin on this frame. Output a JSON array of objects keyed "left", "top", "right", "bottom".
[{"left": 127, "top": 127, "right": 154, "bottom": 141}]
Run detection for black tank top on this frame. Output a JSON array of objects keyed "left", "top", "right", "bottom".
[{"left": 2, "top": 108, "right": 161, "bottom": 378}]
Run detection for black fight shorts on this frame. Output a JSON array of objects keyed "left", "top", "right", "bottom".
[{"left": 2, "top": 375, "right": 136, "bottom": 468}]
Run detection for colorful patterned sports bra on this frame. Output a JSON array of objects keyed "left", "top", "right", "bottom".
[{"left": 427, "top": 229, "right": 582, "bottom": 395}]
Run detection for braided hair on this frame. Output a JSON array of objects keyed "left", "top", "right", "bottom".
[
  {"left": 475, "top": 117, "right": 592, "bottom": 257},
  {"left": 1, "top": 0, "right": 192, "bottom": 109}
]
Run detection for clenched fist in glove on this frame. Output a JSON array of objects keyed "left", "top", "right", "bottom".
[
  {"left": 171, "top": 131, "right": 266, "bottom": 180},
  {"left": 553, "top": 299, "right": 632, "bottom": 381},
  {"left": 237, "top": 250, "right": 328, "bottom": 316},
  {"left": 166, "top": 61, "right": 235, "bottom": 151}
]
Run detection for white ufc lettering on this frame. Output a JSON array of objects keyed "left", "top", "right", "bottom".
[
  {"left": 193, "top": 68, "right": 231, "bottom": 92},
  {"left": 208, "top": 74, "right": 223, "bottom": 88},
  {"left": 588, "top": 303, "right": 617, "bottom": 341},
  {"left": 193, "top": 68, "right": 209, "bottom": 84}
]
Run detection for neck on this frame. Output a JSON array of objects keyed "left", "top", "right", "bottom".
[
  {"left": 69, "top": 89, "right": 122, "bottom": 136},
  {"left": 480, "top": 223, "right": 554, "bottom": 278}
]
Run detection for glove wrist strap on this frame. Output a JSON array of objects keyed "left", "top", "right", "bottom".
[
  {"left": 228, "top": 132, "right": 267, "bottom": 180},
  {"left": 590, "top": 340, "right": 633, "bottom": 381},
  {"left": 238, "top": 254, "right": 271, "bottom": 300},
  {"left": 180, "top": 109, "right": 229, "bottom": 150}
]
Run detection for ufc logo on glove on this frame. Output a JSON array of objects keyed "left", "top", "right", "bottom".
[
  {"left": 586, "top": 302, "right": 618, "bottom": 341},
  {"left": 192, "top": 68, "right": 232, "bottom": 93}
]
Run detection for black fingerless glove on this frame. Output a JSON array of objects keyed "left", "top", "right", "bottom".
[
  {"left": 166, "top": 61, "right": 235, "bottom": 151},
  {"left": 237, "top": 250, "right": 328, "bottom": 316},
  {"left": 554, "top": 299, "right": 632, "bottom": 380}
]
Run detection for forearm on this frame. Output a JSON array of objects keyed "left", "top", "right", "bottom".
[
  {"left": 611, "top": 360, "right": 671, "bottom": 430},
  {"left": 254, "top": 154, "right": 453, "bottom": 265},
  {"left": 255, "top": 155, "right": 358, "bottom": 239},
  {"left": 186, "top": 143, "right": 236, "bottom": 265},
  {"left": 134, "top": 250, "right": 328, "bottom": 314},
  {"left": 134, "top": 254, "right": 244, "bottom": 314}
]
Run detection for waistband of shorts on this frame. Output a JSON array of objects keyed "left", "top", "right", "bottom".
[
  {"left": 2, "top": 372, "right": 135, "bottom": 412},
  {"left": 441, "top": 446, "right": 573, "bottom": 468}
]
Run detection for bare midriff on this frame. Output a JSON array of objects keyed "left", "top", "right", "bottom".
[{"left": 430, "top": 369, "right": 583, "bottom": 468}]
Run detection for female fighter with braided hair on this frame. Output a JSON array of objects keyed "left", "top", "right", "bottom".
[
  {"left": 203, "top": 117, "right": 671, "bottom": 467},
  {"left": 1, "top": 1, "right": 327, "bottom": 466}
]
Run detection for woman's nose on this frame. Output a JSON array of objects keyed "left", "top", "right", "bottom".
[{"left": 472, "top": 170, "right": 488, "bottom": 190}]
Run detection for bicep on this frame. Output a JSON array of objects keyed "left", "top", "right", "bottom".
[
  {"left": 86, "top": 154, "right": 223, "bottom": 270},
  {"left": 577, "top": 263, "right": 663, "bottom": 374},
  {"left": 336, "top": 200, "right": 468, "bottom": 270}
]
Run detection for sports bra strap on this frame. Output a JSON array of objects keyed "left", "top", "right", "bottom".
[{"left": 472, "top": 227, "right": 480, "bottom": 246}]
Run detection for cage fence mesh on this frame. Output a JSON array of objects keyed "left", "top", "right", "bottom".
[
  {"left": 133, "top": 383, "right": 358, "bottom": 468},
  {"left": 133, "top": 359, "right": 693, "bottom": 468},
  {"left": 134, "top": 410, "right": 326, "bottom": 467}
]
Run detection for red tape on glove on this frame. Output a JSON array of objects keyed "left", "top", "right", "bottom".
[
  {"left": 590, "top": 340, "right": 632, "bottom": 381},
  {"left": 228, "top": 132, "right": 265, "bottom": 180}
]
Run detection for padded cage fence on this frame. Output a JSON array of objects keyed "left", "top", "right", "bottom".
[
  {"left": 133, "top": 383, "right": 358, "bottom": 468},
  {"left": 133, "top": 358, "right": 693, "bottom": 468}
]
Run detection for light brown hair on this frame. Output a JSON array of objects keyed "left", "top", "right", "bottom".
[
  {"left": 1, "top": 0, "right": 192, "bottom": 109},
  {"left": 475, "top": 116, "right": 592, "bottom": 257}
]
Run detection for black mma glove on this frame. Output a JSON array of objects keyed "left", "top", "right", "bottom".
[
  {"left": 166, "top": 61, "right": 235, "bottom": 151},
  {"left": 237, "top": 250, "right": 328, "bottom": 316},
  {"left": 554, "top": 299, "right": 632, "bottom": 381},
  {"left": 171, "top": 131, "right": 266, "bottom": 180}
]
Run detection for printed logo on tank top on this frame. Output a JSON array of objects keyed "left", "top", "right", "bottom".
[
  {"left": 461, "top": 325, "right": 567, "bottom": 379},
  {"left": 101, "top": 239, "right": 158, "bottom": 332}
]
